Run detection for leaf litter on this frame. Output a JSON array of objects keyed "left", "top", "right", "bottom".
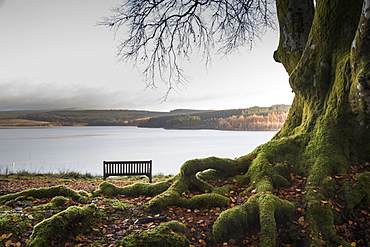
[{"left": 0, "top": 164, "right": 370, "bottom": 246}]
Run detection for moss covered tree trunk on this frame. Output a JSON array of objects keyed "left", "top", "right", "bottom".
[
  {"left": 274, "top": 0, "right": 370, "bottom": 168},
  {"left": 260, "top": 0, "right": 370, "bottom": 245}
]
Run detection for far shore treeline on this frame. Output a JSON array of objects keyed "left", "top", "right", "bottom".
[{"left": 0, "top": 104, "right": 290, "bottom": 131}]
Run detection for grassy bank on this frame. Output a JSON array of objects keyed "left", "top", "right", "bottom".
[{"left": 0, "top": 170, "right": 173, "bottom": 183}]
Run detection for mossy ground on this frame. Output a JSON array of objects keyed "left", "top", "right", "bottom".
[{"left": 1, "top": 159, "right": 370, "bottom": 246}]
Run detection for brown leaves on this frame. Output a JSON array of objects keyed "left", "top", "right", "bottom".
[
  {"left": 274, "top": 173, "right": 306, "bottom": 205},
  {"left": 0, "top": 233, "right": 13, "bottom": 242},
  {"left": 1, "top": 163, "right": 369, "bottom": 246},
  {"left": 0, "top": 177, "right": 103, "bottom": 196},
  {"left": 0, "top": 234, "right": 20, "bottom": 247},
  {"left": 5, "top": 240, "right": 21, "bottom": 247},
  {"left": 297, "top": 216, "right": 309, "bottom": 228},
  {"left": 162, "top": 206, "right": 221, "bottom": 246},
  {"left": 330, "top": 164, "right": 370, "bottom": 245}
]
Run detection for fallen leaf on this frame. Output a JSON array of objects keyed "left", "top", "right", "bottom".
[{"left": 0, "top": 233, "right": 12, "bottom": 241}]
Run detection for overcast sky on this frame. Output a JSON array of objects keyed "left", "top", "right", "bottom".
[{"left": 0, "top": 0, "right": 293, "bottom": 112}]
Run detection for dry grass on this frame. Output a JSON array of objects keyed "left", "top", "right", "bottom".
[{"left": 0, "top": 119, "right": 50, "bottom": 126}]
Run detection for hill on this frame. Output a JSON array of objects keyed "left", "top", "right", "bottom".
[
  {"left": 135, "top": 104, "right": 290, "bottom": 131},
  {"left": 0, "top": 105, "right": 290, "bottom": 131}
]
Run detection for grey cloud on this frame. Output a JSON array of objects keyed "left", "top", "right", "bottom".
[{"left": 0, "top": 80, "right": 141, "bottom": 110}]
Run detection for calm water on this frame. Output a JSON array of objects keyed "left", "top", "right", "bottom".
[{"left": 0, "top": 126, "right": 276, "bottom": 176}]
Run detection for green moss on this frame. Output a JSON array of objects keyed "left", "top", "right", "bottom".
[
  {"left": 343, "top": 171, "right": 370, "bottom": 209},
  {"left": 273, "top": 163, "right": 291, "bottom": 177},
  {"left": 147, "top": 186, "right": 181, "bottom": 212},
  {"left": 118, "top": 221, "right": 189, "bottom": 247},
  {"left": 320, "top": 177, "right": 337, "bottom": 198},
  {"left": 78, "top": 190, "right": 90, "bottom": 197},
  {"left": 160, "top": 220, "right": 187, "bottom": 233},
  {"left": 212, "top": 201, "right": 259, "bottom": 241},
  {"left": 257, "top": 194, "right": 295, "bottom": 246},
  {"left": 102, "top": 198, "right": 130, "bottom": 209},
  {"left": 212, "top": 184, "right": 234, "bottom": 195},
  {"left": 146, "top": 157, "right": 250, "bottom": 212},
  {"left": 0, "top": 211, "right": 33, "bottom": 237},
  {"left": 27, "top": 204, "right": 98, "bottom": 247},
  {"left": 147, "top": 178, "right": 229, "bottom": 211},
  {"left": 93, "top": 180, "right": 170, "bottom": 197},
  {"left": 211, "top": 150, "right": 295, "bottom": 246},
  {"left": 196, "top": 169, "right": 222, "bottom": 181},
  {"left": 236, "top": 155, "right": 252, "bottom": 168},
  {"left": 180, "top": 157, "right": 247, "bottom": 177},
  {"left": 50, "top": 196, "right": 69, "bottom": 207},
  {"left": 180, "top": 193, "right": 230, "bottom": 209},
  {"left": 305, "top": 195, "right": 344, "bottom": 245},
  {"left": 260, "top": 137, "right": 306, "bottom": 166},
  {"left": 0, "top": 185, "right": 85, "bottom": 204},
  {"left": 258, "top": 197, "right": 277, "bottom": 246},
  {"left": 271, "top": 172, "right": 291, "bottom": 188},
  {"left": 5, "top": 195, "right": 34, "bottom": 207}
]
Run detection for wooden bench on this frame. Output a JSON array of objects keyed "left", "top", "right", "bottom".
[{"left": 103, "top": 160, "right": 152, "bottom": 182}]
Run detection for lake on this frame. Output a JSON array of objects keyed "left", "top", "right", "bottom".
[{"left": 0, "top": 126, "right": 276, "bottom": 176}]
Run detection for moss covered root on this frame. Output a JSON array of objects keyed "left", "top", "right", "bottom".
[
  {"left": 210, "top": 147, "right": 297, "bottom": 246},
  {"left": 147, "top": 157, "right": 248, "bottom": 211},
  {"left": 0, "top": 185, "right": 87, "bottom": 204},
  {"left": 118, "top": 220, "right": 189, "bottom": 247},
  {"left": 92, "top": 180, "right": 171, "bottom": 197},
  {"left": 212, "top": 193, "right": 295, "bottom": 245},
  {"left": 27, "top": 204, "right": 98, "bottom": 247}
]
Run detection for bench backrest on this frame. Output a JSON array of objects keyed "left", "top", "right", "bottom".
[{"left": 103, "top": 160, "right": 152, "bottom": 181}]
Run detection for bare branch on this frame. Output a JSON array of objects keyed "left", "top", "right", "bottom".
[{"left": 98, "top": 0, "right": 276, "bottom": 96}]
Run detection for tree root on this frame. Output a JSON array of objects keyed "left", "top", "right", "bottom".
[
  {"left": 118, "top": 220, "right": 189, "bottom": 247},
  {"left": 146, "top": 157, "right": 248, "bottom": 212},
  {"left": 92, "top": 179, "right": 171, "bottom": 197},
  {"left": 211, "top": 150, "right": 296, "bottom": 246},
  {"left": 0, "top": 185, "right": 87, "bottom": 204},
  {"left": 27, "top": 204, "right": 98, "bottom": 247}
]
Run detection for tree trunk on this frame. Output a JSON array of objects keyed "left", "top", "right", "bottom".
[
  {"left": 274, "top": 0, "right": 369, "bottom": 169},
  {"left": 248, "top": 0, "right": 370, "bottom": 245}
]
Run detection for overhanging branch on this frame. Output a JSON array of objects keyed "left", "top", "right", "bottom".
[{"left": 99, "top": 0, "right": 276, "bottom": 96}]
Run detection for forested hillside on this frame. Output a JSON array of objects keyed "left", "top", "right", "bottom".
[
  {"left": 0, "top": 109, "right": 189, "bottom": 126},
  {"left": 218, "top": 112, "right": 288, "bottom": 131},
  {"left": 0, "top": 105, "right": 290, "bottom": 130},
  {"left": 135, "top": 105, "right": 290, "bottom": 130}
]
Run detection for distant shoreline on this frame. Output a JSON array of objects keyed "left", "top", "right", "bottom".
[
  {"left": 0, "top": 104, "right": 290, "bottom": 131},
  {"left": 0, "top": 124, "right": 281, "bottom": 132}
]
